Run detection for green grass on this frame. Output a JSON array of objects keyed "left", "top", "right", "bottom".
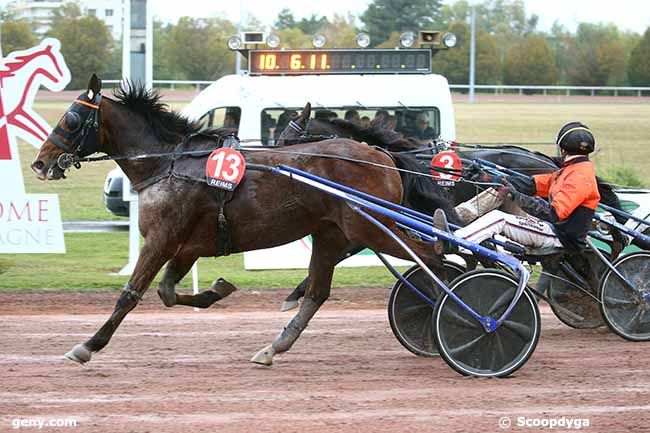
[
  {"left": 6, "top": 96, "right": 649, "bottom": 292},
  {"left": 454, "top": 102, "right": 650, "bottom": 187},
  {"left": 599, "top": 165, "right": 646, "bottom": 188}
]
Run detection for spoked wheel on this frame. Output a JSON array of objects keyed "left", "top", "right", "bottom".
[
  {"left": 600, "top": 251, "right": 650, "bottom": 341},
  {"left": 388, "top": 260, "right": 466, "bottom": 357},
  {"left": 547, "top": 251, "right": 606, "bottom": 329},
  {"left": 433, "top": 269, "right": 540, "bottom": 377}
]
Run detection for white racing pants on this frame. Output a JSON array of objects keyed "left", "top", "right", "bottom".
[
  {"left": 455, "top": 187, "right": 527, "bottom": 224},
  {"left": 453, "top": 209, "right": 563, "bottom": 249}
]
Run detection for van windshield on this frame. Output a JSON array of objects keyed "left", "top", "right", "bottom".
[
  {"left": 197, "top": 107, "right": 241, "bottom": 131},
  {"left": 260, "top": 106, "right": 440, "bottom": 146}
]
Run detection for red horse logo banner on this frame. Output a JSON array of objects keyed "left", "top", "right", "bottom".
[
  {"left": 0, "top": 38, "right": 70, "bottom": 192},
  {"left": 0, "top": 39, "right": 69, "bottom": 254}
]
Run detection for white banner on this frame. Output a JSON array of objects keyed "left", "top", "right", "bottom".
[
  {"left": 0, "top": 194, "right": 65, "bottom": 253},
  {"left": 244, "top": 238, "right": 412, "bottom": 270}
]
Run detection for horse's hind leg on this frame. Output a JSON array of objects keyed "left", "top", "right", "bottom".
[
  {"left": 252, "top": 225, "right": 348, "bottom": 365},
  {"left": 281, "top": 243, "right": 363, "bottom": 312},
  {"left": 158, "top": 252, "right": 237, "bottom": 308}
]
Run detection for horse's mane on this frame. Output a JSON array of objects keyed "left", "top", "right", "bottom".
[
  {"left": 326, "top": 118, "right": 421, "bottom": 151},
  {"left": 113, "top": 82, "right": 200, "bottom": 145}
]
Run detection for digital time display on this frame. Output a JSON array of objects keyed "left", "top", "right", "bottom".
[{"left": 248, "top": 49, "right": 432, "bottom": 75}]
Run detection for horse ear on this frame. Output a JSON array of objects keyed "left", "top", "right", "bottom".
[
  {"left": 298, "top": 102, "right": 311, "bottom": 124},
  {"left": 87, "top": 74, "right": 102, "bottom": 98}
]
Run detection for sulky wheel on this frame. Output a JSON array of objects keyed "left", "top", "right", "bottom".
[
  {"left": 388, "top": 261, "right": 466, "bottom": 357},
  {"left": 433, "top": 269, "right": 540, "bottom": 377},
  {"left": 547, "top": 250, "right": 606, "bottom": 329},
  {"left": 600, "top": 251, "right": 650, "bottom": 341}
]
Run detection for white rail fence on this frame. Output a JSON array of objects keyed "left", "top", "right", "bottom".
[
  {"left": 102, "top": 79, "right": 650, "bottom": 97},
  {"left": 449, "top": 84, "right": 650, "bottom": 97}
]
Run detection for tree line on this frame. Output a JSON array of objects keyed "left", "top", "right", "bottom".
[{"left": 2, "top": 0, "right": 649, "bottom": 89}]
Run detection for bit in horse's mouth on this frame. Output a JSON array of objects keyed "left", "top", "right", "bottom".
[{"left": 46, "top": 164, "right": 66, "bottom": 180}]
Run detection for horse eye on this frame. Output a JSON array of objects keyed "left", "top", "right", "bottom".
[{"left": 64, "top": 112, "right": 81, "bottom": 132}]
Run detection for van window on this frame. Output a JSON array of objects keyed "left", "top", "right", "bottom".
[
  {"left": 260, "top": 107, "right": 440, "bottom": 146},
  {"left": 197, "top": 107, "right": 241, "bottom": 131}
]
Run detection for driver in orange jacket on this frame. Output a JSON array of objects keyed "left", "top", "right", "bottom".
[{"left": 434, "top": 122, "right": 600, "bottom": 252}]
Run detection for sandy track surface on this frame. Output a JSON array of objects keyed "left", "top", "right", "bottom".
[{"left": 1, "top": 289, "right": 649, "bottom": 432}]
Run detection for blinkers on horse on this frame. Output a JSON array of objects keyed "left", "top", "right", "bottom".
[{"left": 49, "top": 79, "right": 103, "bottom": 169}]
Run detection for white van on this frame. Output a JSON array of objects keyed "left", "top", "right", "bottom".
[{"left": 181, "top": 73, "right": 456, "bottom": 146}]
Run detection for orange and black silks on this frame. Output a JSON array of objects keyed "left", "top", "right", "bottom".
[{"left": 509, "top": 156, "right": 600, "bottom": 250}]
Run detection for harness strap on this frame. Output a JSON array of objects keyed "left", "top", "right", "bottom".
[
  {"left": 73, "top": 99, "right": 100, "bottom": 110},
  {"left": 288, "top": 120, "right": 304, "bottom": 132},
  {"left": 128, "top": 137, "right": 235, "bottom": 257},
  {"left": 216, "top": 197, "right": 232, "bottom": 257},
  {"left": 131, "top": 173, "right": 171, "bottom": 192}
]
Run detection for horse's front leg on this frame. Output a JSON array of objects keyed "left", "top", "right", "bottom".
[
  {"left": 157, "top": 251, "right": 237, "bottom": 308},
  {"left": 64, "top": 240, "right": 174, "bottom": 364}
]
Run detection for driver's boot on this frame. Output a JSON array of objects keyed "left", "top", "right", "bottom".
[{"left": 433, "top": 209, "right": 458, "bottom": 255}]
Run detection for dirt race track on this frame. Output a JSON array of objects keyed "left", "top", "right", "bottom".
[{"left": 1, "top": 289, "right": 649, "bottom": 433}]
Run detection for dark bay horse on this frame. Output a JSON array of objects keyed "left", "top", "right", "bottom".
[
  {"left": 276, "top": 103, "right": 627, "bottom": 309},
  {"left": 31, "top": 76, "right": 448, "bottom": 366}
]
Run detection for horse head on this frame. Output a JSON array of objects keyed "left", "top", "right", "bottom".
[
  {"left": 32, "top": 74, "right": 103, "bottom": 180},
  {"left": 276, "top": 102, "right": 311, "bottom": 146}
]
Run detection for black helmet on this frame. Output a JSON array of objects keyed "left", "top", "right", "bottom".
[{"left": 556, "top": 121, "right": 595, "bottom": 155}]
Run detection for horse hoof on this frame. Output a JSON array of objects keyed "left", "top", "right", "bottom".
[
  {"left": 211, "top": 278, "right": 238, "bottom": 299},
  {"left": 157, "top": 288, "right": 177, "bottom": 307},
  {"left": 280, "top": 299, "right": 299, "bottom": 312},
  {"left": 64, "top": 344, "right": 92, "bottom": 364},
  {"left": 250, "top": 344, "right": 275, "bottom": 366}
]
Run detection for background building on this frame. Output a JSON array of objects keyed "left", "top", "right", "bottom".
[{"left": 8, "top": 0, "right": 124, "bottom": 39}]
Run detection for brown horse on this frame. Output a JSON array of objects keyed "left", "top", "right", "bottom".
[{"left": 31, "top": 75, "right": 446, "bottom": 366}]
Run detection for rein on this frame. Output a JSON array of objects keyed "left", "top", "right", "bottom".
[
  {"left": 57, "top": 137, "right": 499, "bottom": 189},
  {"left": 54, "top": 114, "right": 525, "bottom": 190}
]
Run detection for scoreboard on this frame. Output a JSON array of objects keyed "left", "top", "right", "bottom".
[{"left": 248, "top": 49, "right": 432, "bottom": 75}]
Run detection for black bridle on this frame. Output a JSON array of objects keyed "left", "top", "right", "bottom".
[
  {"left": 283, "top": 119, "right": 337, "bottom": 143},
  {"left": 49, "top": 92, "right": 103, "bottom": 170}
]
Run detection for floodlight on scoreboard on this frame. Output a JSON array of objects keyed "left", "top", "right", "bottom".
[{"left": 248, "top": 49, "right": 432, "bottom": 75}]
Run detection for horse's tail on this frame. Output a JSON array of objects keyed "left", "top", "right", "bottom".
[{"left": 390, "top": 152, "right": 460, "bottom": 225}]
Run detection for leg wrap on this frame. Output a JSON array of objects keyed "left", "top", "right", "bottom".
[
  {"left": 117, "top": 283, "right": 142, "bottom": 310},
  {"left": 272, "top": 298, "right": 321, "bottom": 353},
  {"left": 157, "top": 281, "right": 177, "bottom": 307}
]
